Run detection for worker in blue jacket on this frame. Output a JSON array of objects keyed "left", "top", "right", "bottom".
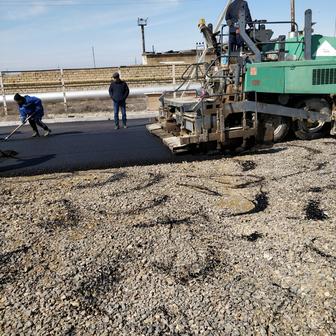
[
  {"left": 14, "top": 93, "right": 51, "bottom": 137},
  {"left": 226, "top": 0, "right": 253, "bottom": 51}
]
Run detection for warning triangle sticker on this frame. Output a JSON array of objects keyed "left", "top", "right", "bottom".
[{"left": 315, "top": 40, "right": 336, "bottom": 57}]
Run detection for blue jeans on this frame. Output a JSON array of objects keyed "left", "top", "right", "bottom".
[{"left": 113, "top": 100, "right": 127, "bottom": 127}]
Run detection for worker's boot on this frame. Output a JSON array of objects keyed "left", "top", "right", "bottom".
[
  {"left": 123, "top": 124, "right": 128, "bottom": 129},
  {"left": 32, "top": 132, "right": 40, "bottom": 138},
  {"left": 44, "top": 129, "right": 52, "bottom": 137}
]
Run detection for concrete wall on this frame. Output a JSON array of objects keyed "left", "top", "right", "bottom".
[{"left": 0, "top": 64, "right": 189, "bottom": 95}]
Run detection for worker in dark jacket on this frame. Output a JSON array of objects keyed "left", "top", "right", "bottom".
[
  {"left": 109, "top": 72, "right": 130, "bottom": 129},
  {"left": 226, "top": 0, "right": 253, "bottom": 51},
  {"left": 14, "top": 93, "right": 51, "bottom": 137}
]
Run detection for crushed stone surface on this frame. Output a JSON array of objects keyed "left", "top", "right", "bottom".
[{"left": 0, "top": 138, "right": 335, "bottom": 335}]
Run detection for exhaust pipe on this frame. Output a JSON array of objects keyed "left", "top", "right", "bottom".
[
  {"left": 288, "top": 0, "right": 298, "bottom": 38},
  {"left": 290, "top": 0, "right": 296, "bottom": 32}
]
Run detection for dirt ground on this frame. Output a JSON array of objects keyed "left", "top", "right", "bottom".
[{"left": 0, "top": 96, "right": 147, "bottom": 121}]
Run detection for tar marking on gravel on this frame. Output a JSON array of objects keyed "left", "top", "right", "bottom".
[
  {"left": 314, "top": 161, "right": 328, "bottom": 171},
  {"left": 304, "top": 200, "right": 329, "bottom": 221},
  {"left": 134, "top": 216, "right": 193, "bottom": 239},
  {"left": 308, "top": 187, "right": 323, "bottom": 193},
  {"left": 231, "top": 191, "right": 269, "bottom": 216},
  {"left": 241, "top": 232, "right": 264, "bottom": 242},
  {"left": 238, "top": 160, "right": 257, "bottom": 172},
  {"left": 306, "top": 239, "right": 336, "bottom": 262},
  {"left": 233, "top": 174, "right": 266, "bottom": 189}
]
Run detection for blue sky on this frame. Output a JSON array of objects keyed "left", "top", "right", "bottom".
[{"left": 0, "top": 0, "right": 335, "bottom": 70}]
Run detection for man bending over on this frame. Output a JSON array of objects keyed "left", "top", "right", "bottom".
[{"left": 14, "top": 93, "right": 51, "bottom": 137}]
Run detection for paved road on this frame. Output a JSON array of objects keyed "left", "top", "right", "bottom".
[{"left": 0, "top": 119, "right": 188, "bottom": 177}]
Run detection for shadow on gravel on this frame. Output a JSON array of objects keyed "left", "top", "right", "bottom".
[
  {"left": 110, "top": 173, "right": 165, "bottom": 197},
  {"left": 235, "top": 147, "right": 288, "bottom": 157},
  {"left": 0, "top": 245, "right": 31, "bottom": 289},
  {"left": 74, "top": 250, "right": 135, "bottom": 315},
  {"left": 273, "top": 160, "right": 329, "bottom": 182},
  {"left": 75, "top": 172, "right": 127, "bottom": 189},
  {"left": 77, "top": 263, "right": 120, "bottom": 314},
  {"left": 152, "top": 247, "right": 223, "bottom": 285},
  {"left": 114, "top": 195, "right": 169, "bottom": 216},
  {"left": 39, "top": 199, "right": 80, "bottom": 232},
  {"left": 64, "top": 326, "right": 76, "bottom": 336},
  {"left": 287, "top": 144, "right": 322, "bottom": 155},
  {"left": 232, "top": 174, "right": 266, "bottom": 189},
  {"left": 177, "top": 183, "right": 222, "bottom": 197}
]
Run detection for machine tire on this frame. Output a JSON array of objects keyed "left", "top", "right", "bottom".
[
  {"left": 273, "top": 117, "right": 291, "bottom": 142},
  {"left": 294, "top": 98, "right": 331, "bottom": 140}
]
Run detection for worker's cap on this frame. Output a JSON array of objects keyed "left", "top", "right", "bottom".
[
  {"left": 112, "top": 72, "right": 120, "bottom": 79},
  {"left": 14, "top": 93, "right": 24, "bottom": 102}
]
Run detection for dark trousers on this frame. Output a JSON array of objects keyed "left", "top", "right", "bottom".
[
  {"left": 229, "top": 32, "right": 244, "bottom": 51},
  {"left": 113, "top": 100, "right": 127, "bottom": 127},
  {"left": 28, "top": 118, "right": 49, "bottom": 133}
]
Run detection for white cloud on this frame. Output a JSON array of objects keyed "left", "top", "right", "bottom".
[{"left": 4, "top": 2, "right": 48, "bottom": 21}]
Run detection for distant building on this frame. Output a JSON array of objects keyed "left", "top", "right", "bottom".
[{"left": 142, "top": 49, "right": 214, "bottom": 65}]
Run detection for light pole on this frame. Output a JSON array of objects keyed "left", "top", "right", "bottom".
[
  {"left": 196, "top": 42, "right": 205, "bottom": 61},
  {"left": 92, "top": 46, "right": 96, "bottom": 68},
  {"left": 138, "top": 18, "right": 148, "bottom": 54}
]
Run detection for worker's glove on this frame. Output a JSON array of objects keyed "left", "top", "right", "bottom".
[{"left": 226, "top": 19, "right": 233, "bottom": 27}]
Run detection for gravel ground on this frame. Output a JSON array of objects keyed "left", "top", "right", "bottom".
[{"left": 0, "top": 138, "right": 335, "bottom": 336}]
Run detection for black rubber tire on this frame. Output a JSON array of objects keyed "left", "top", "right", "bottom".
[
  {"left": 273, "top": 117, "right": 291, "bottom": 142},
  {"left": 294, "top": 98, "right": 331, "bottom": 140}
]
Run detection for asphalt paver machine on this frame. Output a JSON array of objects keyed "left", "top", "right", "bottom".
[{"left": 147, "top": 0, "right": 336, "bottom": 152}]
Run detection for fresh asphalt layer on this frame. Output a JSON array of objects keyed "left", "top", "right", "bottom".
[{"left": 0, "top": 119, "right": 189, "bottom": 177}]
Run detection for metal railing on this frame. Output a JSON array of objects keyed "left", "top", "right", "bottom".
[{"left": 0, "top": 65, "right": 188, "bottom": 116}]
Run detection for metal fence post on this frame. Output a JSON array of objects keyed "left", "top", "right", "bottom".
[
  {"left": 0, "top": 72, "right": 8, "bottom": 116},
  {"left": 172, "top": 64, "right": 176, "bottom": 98},
  {"left": 60, "top": 69, "right": 68, "bottom": 113}
]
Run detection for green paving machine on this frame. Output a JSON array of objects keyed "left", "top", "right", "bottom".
[{"left": 147, "top": 0, "right": 336, "bottom": 152}]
